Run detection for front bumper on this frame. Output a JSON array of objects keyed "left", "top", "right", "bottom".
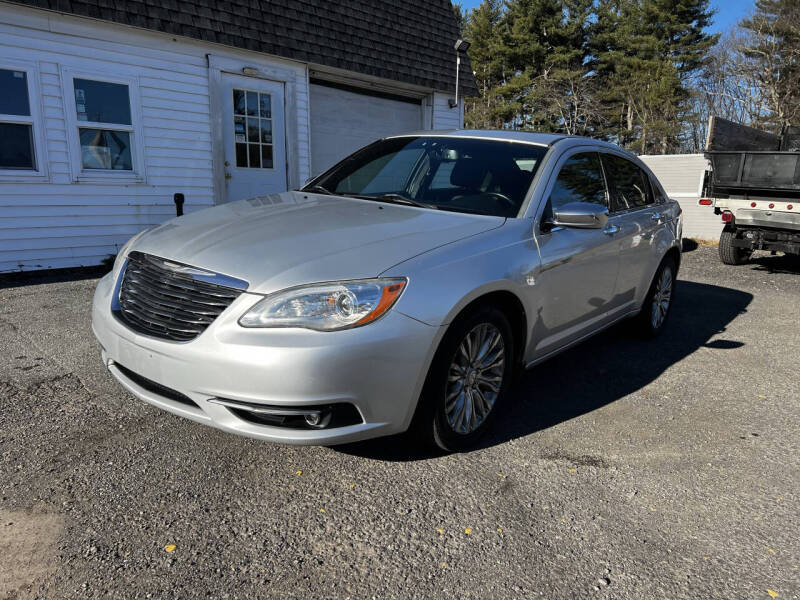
[{"left": 91, "top": 271, "right": 442, "bottom": 445}]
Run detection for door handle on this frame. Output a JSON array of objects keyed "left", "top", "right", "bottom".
[
  {"left": 603, "top": 224, "right": 620, "bottom": 236},
  {"left": 651, "top": 213, "right": 662, "bottom": 221}
]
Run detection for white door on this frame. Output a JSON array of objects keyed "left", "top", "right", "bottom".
[
  {"left": 221, "top": 73, "right": 286, "bottom": 202},
  {"left": 310, "top": 82, "right": 422, "bottom": 176}
]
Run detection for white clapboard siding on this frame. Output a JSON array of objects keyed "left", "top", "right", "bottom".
[
  {"left": 432, "top": 92, "right": 463, "bottom": 130},
  {"left": 0, "top": 5, "right": 310, "bottom": 272},
  {"left": 640, "top": 154, "right": 722, "bottom": 241}
]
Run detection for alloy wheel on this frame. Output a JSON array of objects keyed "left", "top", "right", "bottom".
[
  {"left": 445, "top": 323, "right": 506, "bottom": 434},
  {"left": 651, "top": 266, "right": 673, "bottom": 330}
]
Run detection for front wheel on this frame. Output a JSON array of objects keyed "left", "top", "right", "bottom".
[{"left": 412, "top": 306, "right": 515, "bottom": 453}]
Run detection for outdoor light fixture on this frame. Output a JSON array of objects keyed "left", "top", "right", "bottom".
[{"left": 450, "top": 38, "right": 472, "bottom": 109}]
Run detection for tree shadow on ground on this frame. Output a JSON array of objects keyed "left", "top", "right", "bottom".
[{"left": 336, "top": 280, "right": 753, "bottom": 462}]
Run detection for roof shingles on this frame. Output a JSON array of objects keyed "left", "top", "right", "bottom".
[{"left": 12, "top": 0, "right": 476, "bottom": 94}]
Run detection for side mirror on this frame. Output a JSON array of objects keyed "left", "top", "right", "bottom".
[{"left": 552, "top": 202, "right": 609, "bottom": 229}]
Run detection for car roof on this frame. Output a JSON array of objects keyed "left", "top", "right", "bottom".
[{"left": 386, "top": 129, "right": 627, "bottom": 152}]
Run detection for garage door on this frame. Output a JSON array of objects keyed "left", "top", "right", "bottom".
[{"left": 310, "top": 81, "right": 423, "bottom": 176}]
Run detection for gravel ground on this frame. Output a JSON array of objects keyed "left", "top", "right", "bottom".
[{"left": 1, "top": 245, "right": 798, "bottom": 600}]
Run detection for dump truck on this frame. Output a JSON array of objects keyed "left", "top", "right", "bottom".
[{"left": 702, "top": 116, "right": 800, "bottom": 264}]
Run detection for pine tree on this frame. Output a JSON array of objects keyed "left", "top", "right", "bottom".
[
  {"left": 591, "top": 0, "right": 716, "bottom": 152},
  {"left": 464, "top": 0, "right": 506, "bottom": 128},
  {"left": 462, "top": 0, "right": 717, "bottom": 152}
]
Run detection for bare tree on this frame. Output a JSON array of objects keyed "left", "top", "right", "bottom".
[{"left": 739, "top": 6, "right": 800, "bottom": 130}]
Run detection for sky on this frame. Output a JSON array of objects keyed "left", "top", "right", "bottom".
[{"left": 458, "top": 0, "right": 754, "bottom": 34}]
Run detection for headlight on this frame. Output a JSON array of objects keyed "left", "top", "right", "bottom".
[
  {"left": 239, "top": 278, "right": 407, "bottom": 331},
  {"left": 115, "top": 228, "right": 150, "bottom": 267},
  {"left": 110, "top": 228, "right": 154, "bottom": 284}
]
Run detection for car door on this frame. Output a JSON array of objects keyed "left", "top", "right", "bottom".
[
  {"left": 600, "top": 153, "right": 664, "bottom": 314},
  {"left": 530, "top": 150, "right": 621, "bottom": 358}
]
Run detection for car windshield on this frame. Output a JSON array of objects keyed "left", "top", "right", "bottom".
[{"left": 305, "top": 136, "right": 548, "bottom": 218}]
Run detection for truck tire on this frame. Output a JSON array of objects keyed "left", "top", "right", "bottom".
[{"left": 719, "top": 227, "right": 751, "bottom": 265}]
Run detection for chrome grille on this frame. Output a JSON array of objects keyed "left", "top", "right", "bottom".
[{"left": 115, "top": 251, "right": 244, "bottom": 341}]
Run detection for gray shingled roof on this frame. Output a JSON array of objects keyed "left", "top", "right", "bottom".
[{"left": 14, "top": 0, "right": 477, "bottom": 95}]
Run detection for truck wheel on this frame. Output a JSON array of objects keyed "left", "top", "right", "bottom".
[{"left": 719, "top": 227, "right": 751, "bottom": 265}]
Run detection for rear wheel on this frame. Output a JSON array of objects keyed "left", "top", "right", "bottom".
[
  {"left": 633, "top": 257, "right": 676, "bottom": 338},
  {"left": 412, "top": 306, "right": 514, "bottom": 452},
  {"left": 719, "top": 227, "right": 752, "bottom": 265}
]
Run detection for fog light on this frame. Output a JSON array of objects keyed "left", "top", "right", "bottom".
[{"left": 304, "top": 411, "right": 332, "bottom": 429}]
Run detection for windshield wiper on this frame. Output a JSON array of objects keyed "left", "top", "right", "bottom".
[
  {"left": 368, "top": 193, "right": 438, "bottom": 210},
  {"left": 304, "top": 184, "right": 336, "bottom": 196}
]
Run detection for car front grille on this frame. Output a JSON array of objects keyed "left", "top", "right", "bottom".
[{"left": 115, "top": 251, "right": 244, "bottom": 341}]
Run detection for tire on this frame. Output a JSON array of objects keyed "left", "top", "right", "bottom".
[
  {"left": 411, "top": 306, "right": 515, "bottom": 453},
  {"left": 719, "top": 227, "right": 752, "bottom": 265},
  {"left": 633, "top": 257, "right": 676, "bottom": 338}
]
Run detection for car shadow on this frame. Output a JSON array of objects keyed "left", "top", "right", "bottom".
[{"left": 335, "top": 280, "right": 753, "bottom": 462}]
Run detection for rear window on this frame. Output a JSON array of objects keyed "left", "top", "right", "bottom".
[{"left": 603, "top": 154, "right": 653, "bottom": 210}]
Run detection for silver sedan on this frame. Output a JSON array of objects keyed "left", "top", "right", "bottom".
[{"left": 92, "top": 131, "right": 682, "bottom": 451}]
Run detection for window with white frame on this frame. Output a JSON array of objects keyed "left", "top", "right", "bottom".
[
  {"left": 73, "top": 78, "right": 133, "bottom": 170},
  {"left": 63, "top": 70, "right": 144, "bottom": 180},
  {"left": 0, "top": 67, "right": 37, "bottom": 171}
]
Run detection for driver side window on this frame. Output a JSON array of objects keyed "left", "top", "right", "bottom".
[{"left": 543, "top": 152, "right": 608, "bottom": 226}]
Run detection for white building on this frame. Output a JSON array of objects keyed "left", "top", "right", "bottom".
[
  {"left": 0, "top": 0, "right": 473, "bottom": 272},
  {"left": 639, "top": 153, "right": 722, "bottom": 241}
]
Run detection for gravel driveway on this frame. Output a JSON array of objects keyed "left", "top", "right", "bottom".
[{"left": 1, "top": 245, "right": 798, "bottom": 600}]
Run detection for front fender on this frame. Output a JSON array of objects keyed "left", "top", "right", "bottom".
[{"left": 382, "top": 219, "right": 540, "bottom": 333}]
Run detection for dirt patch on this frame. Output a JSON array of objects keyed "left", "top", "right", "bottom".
[
  {"left": 0, "top": 509, "right": 63, "bottom": 600},
  {"left": 691, "top": 237, "right": 719, "bottom": 247}
]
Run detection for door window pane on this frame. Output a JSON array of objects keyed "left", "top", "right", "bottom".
[
  {"left": 260, "top": 120, "right": 272, "bottom": 144},
  {"left": 236, "top": 143, "right": 248, "bottom": 167},
  {"left": 232, "top": 89, "right": 273, "bottom": 169},
  {"left": 549, "top": 153, "right": 608, "bottom": 212},
  {"left": 79, "top": 128, "right": 132, "bottom": 170},
  {"left": 261, "top": 145, "right": 273, "bottom": 168},
  {"left": 246, "top": 91, "right": 258, "bottom": 116},
  {"left": 74, "top": 79, "right": 132, "bottom": 125},
  {"left": 603, "top": 155, "right": 652, "bottom": 210},
  {"left": 259, "top": 94, "right": 271, "bottom": 118},
  {"left": 233, "top": 89, "right": 247, "bottom": 115},
  {"left": 0, "top": 69, "right": 30, "bottom": 116},
  {"left": 0, "top": 123, "right": 34, "bottom": 169},
  {"left": 248, "top": 143, "right": 260, "bottom": 168}
]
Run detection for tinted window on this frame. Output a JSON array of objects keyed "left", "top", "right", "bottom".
[
  {"left": 0, "top": 123, "right": 34, "bottom": 169},
  {"left": 0, "top": 69, "right": 35, "bottom": 170},
  {"left": 651, "top": 177, "right": 667, "bottom": 203},
  {"left": 310, "top": 137, "right": 547, "bottom": 218},
  {"left": 73, "top": 79, "right": 132, "bottom": 125},
  {"left": 549, "top": 153, "right": 608, "bottom": 212},
  {"left": 603, "top": 154, "right": 653, "bottom": 210},
  {"left": 0, "top": 69, "right": 30, "bottom": 116}
]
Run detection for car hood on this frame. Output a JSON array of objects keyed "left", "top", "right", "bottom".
[{"left": 131, "top": 192, "right": 504, "bottom": 294}]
